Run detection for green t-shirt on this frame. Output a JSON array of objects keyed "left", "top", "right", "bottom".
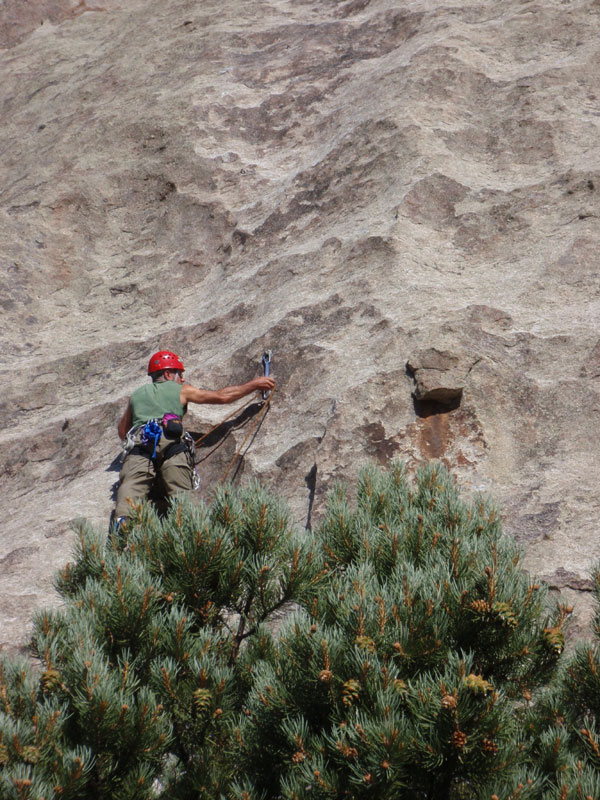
[{"left": 130, "top": 380, "right": 186, "bottom": 428}]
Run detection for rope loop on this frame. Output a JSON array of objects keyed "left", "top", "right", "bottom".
[{"left": 194, "top": 388, "right": 276, "bottom": 492}]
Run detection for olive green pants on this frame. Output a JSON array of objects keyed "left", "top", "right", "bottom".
[{"left": 115, "top": 436, "right": 192, "bottom": 519}]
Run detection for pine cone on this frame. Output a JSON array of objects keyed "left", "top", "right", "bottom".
[
  {"left": 451, "top": 730, "right": 467, "bottom": 749},
  {"left": 342, "top": 679, "right": 360, "bottom": 706},
  {"left": 336, "top": 741, "right": 358, "bottom": 759},
  {"left": 441, "top": 694, "right": 457, "bottom": 709},
  {"left": 319, "top": 669, "right": 333, "bottom": 683},
  {"left": 21, "top": 746, "right": 40, "bottom": 764},
  {"left": 470, "top": 599, "right": 491, "bottom": 614},
  {"left": 543, "top": 626, "right": 565, "bottom": 654},
  {"left": 355, "top": 635, "right": 375, "bottom": 653},
  {"left": 492, "top": 601, "right": 518, "bottom": 629},
  {"left": 464, "top": 673, "right": 493, "bottom": 696},
  {"left": 41, "top": 668, "right": 61, "bottom": 691},
  {"left": 291, "top": 751, "right": 305, "bottom": 764},
  {"left": 193, "top": 688, "right": 212, "bottom": 714},
  {"left": 482, "top": 737, "right": 498, "bottom": 754}
]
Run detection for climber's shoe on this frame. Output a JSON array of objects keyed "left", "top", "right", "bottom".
[{"left": 108, "top": 515, "right": 128, "bottom": 548}]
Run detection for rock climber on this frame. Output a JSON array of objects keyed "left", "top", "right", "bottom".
[{"left": 113, "top": 350, "right": 275, "bottom": 528}]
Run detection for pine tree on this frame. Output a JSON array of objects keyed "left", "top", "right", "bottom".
[
  {"left": 0, "top": 656, "right": 93, "bottom": 800},
  {"left": 521, "top": 563, "right": 600, "bottom": 799},
  {"left": 232, "top": 463, "right": 568, "bottom": 800},
  {"left": 0, "top": 485, "right": 323, "bottom": 799},
  {"left": 0, "top": 465, "right": 583, "bottom": 799}
]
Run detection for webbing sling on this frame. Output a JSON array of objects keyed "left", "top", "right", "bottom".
[{"left": 141, "top": 419, "right": 162, "bottom": 460}]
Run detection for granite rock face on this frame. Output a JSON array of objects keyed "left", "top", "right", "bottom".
[{"left": 1, "top": 0, "right": 600, "bottom": 651}]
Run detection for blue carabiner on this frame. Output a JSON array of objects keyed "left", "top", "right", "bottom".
[{"left": 142, "top": 419, "right": 162, "bottom": 460}]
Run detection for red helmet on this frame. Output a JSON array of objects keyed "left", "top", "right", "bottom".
[{"left": 147, "top": 350, "right": 185, "bottom": 375}]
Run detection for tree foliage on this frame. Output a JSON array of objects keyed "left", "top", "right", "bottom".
[
  {"left": 2, "top": 464, "right": 600, "bottom": 799},
  {"left": 1, "top": 485, "right": 323, "bottom": 799},
  {"left": 232, "top": 463, "right": 566, "bottom": 800}
]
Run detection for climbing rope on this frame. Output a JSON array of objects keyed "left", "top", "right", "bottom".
[
  {"left": 193, "top": 393, "right": 261, "bottom": 449},
  {"left": 214, "top": 386, "right": 275, "bottom": 486},
  {"left": 193, "top": 350, "right": 275, "bottom": 490}
]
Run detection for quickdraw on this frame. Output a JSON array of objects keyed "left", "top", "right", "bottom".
[{"left": 261, "top": 350, "right": 272, "bottom": 399}]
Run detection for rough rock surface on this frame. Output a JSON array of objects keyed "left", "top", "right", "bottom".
[{"left": 1, "top": 0, "right": 600, "bottom": 652}]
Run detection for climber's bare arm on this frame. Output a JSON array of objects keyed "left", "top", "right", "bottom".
[
  {"left": 180, "top": 377, "right": 275, "bottom": 406},
  {"left": 117, "top": 402, "right": 133, "bottom": 441}
]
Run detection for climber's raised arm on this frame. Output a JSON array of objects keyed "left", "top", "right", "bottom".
[{"left": 180, "top": 376, "right": 275, "bottom": 406}]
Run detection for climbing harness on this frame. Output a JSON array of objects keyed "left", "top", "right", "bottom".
[{"left": 122, "top": 414, "right": 200, "bottom": 490}]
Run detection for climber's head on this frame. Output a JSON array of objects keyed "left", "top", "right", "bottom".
[{"left": 147, "top": 351, "right": 185, "bottom": 382}]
